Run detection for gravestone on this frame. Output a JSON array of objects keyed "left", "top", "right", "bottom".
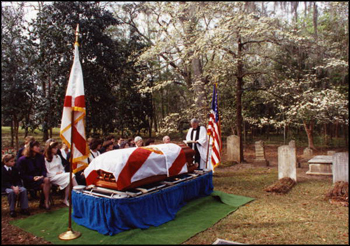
[
  {"left": 288, "top": 140, "right": 296, "bottom": 148},
  {"left": 227, "top": 135, "right": 241, "bottom": 163},
  {"left": 327, "top": 151, "right": 336, "bottom": 156},
  {"left": 332, "top": 152, "right": 349, "bottom": 183},
  {"left": 278, "top": 145, "right": 297, "bottom": 182},
  {"left": 306, "top": 155, "right": 333, "bottom": 176},
  {"left": 288, "top": 140, "right": 299, "bottom": 168},
  {"left": 303, "top": 147, "right": 313, "bottom": 159},
  {"left": 254, "top": 140, "right": 269, "bottom": 166}
]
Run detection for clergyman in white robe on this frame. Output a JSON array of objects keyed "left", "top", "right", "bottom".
[{"left": 186, "top": 120, "right": 211, "bottom": 170}]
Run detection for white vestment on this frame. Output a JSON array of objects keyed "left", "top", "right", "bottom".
[{"left": 186, "top": 126, "right": 212, "bottom": 170}]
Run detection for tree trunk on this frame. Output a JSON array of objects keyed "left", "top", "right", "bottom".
[
  {"left": 335, "top": 120, "right": 339, "bottom": 138},
  {"left": 43, "top": 125, "right": 48, "bottom": 142},
  {"left": 11, "top": 115, "right": 19, "bottom": 150},
  {"left": 303, "top": 120, "right": 316, "bottom": 150},
  {"left": 236, "top": 37, "right": 244, "bottom": 162},
  {"left": 323, "top": 123, "right": 328, "bottom": 146},
  {"left": 344, "top": 124, "right": 348, "bottom": 147},
  {"left": 153, "top": 98, "right": 158, "bottom": 133},
  {"left": 313, "top": 2, "right": 318, "bottom": 42},
  {"left": 10, "top": 118, "right": 14, "bottom": 148},
  {"left": 179, "top": 2, "right": 207, "bottom": 123},
  {"left": 192, "top": 57, "right": 207, "bottom": 122},
  {"left": 292, "top": 2, "right": 299, "bottom": 23},
  {"left": 14, "top": 116, "right": 19, "bottom": 150}
]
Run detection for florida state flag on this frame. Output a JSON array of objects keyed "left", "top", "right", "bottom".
[
  {"left": 60, "top": 35, "right": 89, "bottom": 174},
  {"left": 84, "top": 143, "right": 188, "bottom": 190}
]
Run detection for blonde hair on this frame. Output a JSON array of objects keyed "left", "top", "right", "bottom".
[
  {"left": 2, "top": 154, "right": 15, "bottom": 164},
  {"left": 24, "top": 136, "right": 35, "bottom": 145}
]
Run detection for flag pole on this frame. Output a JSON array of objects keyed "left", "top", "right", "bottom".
[
  {"left": 205, "top": 134, "right": 211, "bottom": 170},
  {"left": 59, "top": 24, "right": 82, "bottom": 241}
]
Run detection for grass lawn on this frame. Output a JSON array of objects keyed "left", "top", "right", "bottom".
[
  {"left": 1, "top": 127, "right": 61, "bottom": 150},
  {"left": 184, "top": 166, "right": 348, "bottom": 244}
]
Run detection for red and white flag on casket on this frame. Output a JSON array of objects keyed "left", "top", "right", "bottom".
[
  {"left": 60, "top": 29, "right": 89, "bottom": 174},
  {"left": 84, "top": 143, "right": 188, "bottom": 190}
]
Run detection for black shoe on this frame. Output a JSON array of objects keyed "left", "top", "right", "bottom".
[
  {"left": 10, "top": 211, "right": 17, "bottom": 217},
  {"left": 20, "top": 209, "right": 30, "bottom": 216}
]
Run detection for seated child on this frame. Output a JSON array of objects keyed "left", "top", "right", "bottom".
[{"left": 2, "top": 154, "right": 30, "bottom": 217}]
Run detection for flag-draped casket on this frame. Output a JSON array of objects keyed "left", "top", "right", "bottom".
[{"left": 84, "top": 143, "right": 196, "bottom": 191}]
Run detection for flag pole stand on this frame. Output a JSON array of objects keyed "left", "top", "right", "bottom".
[
  {"left": 59, "top": 228, "right": 81, "bottom": 240},
  {"left": 59, "top": 24, "right": 82, "bottom": 241}
]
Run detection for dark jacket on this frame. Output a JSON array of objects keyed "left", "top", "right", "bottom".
[
  {"left": 17, "top": 154, "right": 47, "bottom": 188},
  {"left": 1, "top": 165, "right": 23, "bottom": 192}
]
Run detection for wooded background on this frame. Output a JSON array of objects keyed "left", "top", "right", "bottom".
[{"left": 2, "top": 2, "right": 348, "bottom": 159}]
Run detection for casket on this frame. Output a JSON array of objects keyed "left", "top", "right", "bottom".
[{"left": 84, "top": 143, "right": 196, "bottom": 191}]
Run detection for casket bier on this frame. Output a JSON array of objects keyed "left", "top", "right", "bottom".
[{"left": 84, "top": 143, "right": 196, "bottom": 191}]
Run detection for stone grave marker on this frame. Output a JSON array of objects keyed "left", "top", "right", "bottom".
[
  {"left": 306, "top": 155, "right": 333, "bottom": 176},
  {"left": 278, "top": 145, "right": 297, "bottom": 182},
  {"left": 288, "top": 140, "right": 296, "bottom": 148},
  {"left": 227, "top": 135, "right": 241, "bottom": 163},
  {"left": 254, "top": 140, "right": 269, "bottom": 166},
  {"left": 332, "top": 152, "right": 349, "bottom": 183},
  {"left": 303, "top": 147, "right": 313, "bottom": 159},
  {"left": 327, "top": 151, "right": 336, "bottom": 156},
  {"left": 288, "top": 140, "right": 300, "bottom": 168}
]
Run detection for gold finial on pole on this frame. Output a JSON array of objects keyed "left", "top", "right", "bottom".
[{"left": 75, "top": 24, "right": 79, "bottom": 45}]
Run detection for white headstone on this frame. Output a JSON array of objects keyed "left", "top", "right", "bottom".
[
  {"left": 227, "top": 135, "right": 241, "bottom": 163},
  {"left": 289, "top": 140, "right": 298, "bottom": 167},
  {"left": 278, "top": 145, "right": 297, "bottom": 182},
  {"left": 332, "top": 152, "right": 349, "bottom": 183},
  {"left": 327, "top": 151, "right": 336, "bottom": 156},
  {"left": 303, "top": 147, "right": 313, "bottom": 159},
  {"left": 288, "top": 140, "right": 296, "bottom": 148},
  {"left": 254, "top": 140, "right": 269, "bottom": 166}
]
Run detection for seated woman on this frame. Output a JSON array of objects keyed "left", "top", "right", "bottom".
[
  {"left": 44, "top": 141, "right": 78, "bottom": 207},
  {"left": 127, "top": 138, "right": 135, "bottom": 147},
  {"left": 88, "top": 138, "right": 103, "bottom": 163},
  {"left": 15, "top": 136, "right": 35, "bottom": 167},
  {"left": 120, "top": 140, "right": 130, "bottom": 149},
  {"left": 17, "top": 141, "right": 51, "bottom": 210},
  {"left": 102, "top": 140, "right": 114, "bottom": 153},
  {"left": 145, "top": 138, "right": 155, "bottom": 146}
]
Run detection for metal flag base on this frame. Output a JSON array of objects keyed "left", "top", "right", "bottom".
[{"left": 58, "top": 228, "right": 81, "bottom": 240}]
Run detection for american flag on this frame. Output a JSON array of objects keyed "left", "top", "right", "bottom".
[{"left": 207, "top": 84, "right": 222, "bottom": 169}]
